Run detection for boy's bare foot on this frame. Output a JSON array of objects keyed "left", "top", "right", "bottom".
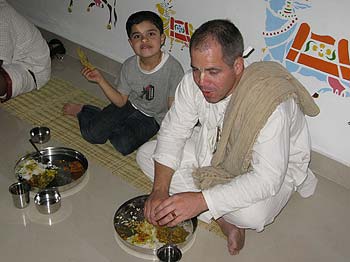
[
  {"left": 217, "top": 218, "right": 245, "bottom": 255},
  {"left": 63, "top": 103, "right": 83, "bottom": 117}
]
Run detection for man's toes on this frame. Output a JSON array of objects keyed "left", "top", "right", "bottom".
[{"left": 228, "top": 246, "right": 240, "bottom": 256}]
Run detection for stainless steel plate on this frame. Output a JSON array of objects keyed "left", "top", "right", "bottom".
[
  {"left": 114, "top": 195, "right": 197, "bottom": 256},
  {"left": 14, "top": 147, "right": 88, "bottom": 192}
]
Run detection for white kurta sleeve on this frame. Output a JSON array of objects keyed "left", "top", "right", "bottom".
[
  {"left": 154, "top": 72, "right": 199, "bottom": 170},
  {"left": 0, "top": 12, "right": 13, "bottom": 63},
  {"left": 202, "top": 99, "right": 297, "bottom": 219}
]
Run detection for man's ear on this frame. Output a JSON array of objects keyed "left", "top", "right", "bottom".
[{"left": 233, "top": 57, "right": 244, "bottom": 75}]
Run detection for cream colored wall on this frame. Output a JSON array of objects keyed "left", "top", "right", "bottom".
[{"left": 9, "top": 0, "right": 350, "bottom": 169}]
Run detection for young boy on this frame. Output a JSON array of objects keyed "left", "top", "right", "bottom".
[{"left": 63, "top": 11, "right": 184, "bottom": 155}]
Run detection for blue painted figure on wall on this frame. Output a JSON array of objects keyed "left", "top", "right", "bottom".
[{"left": 263, "top": 0, "right": 350, "bottom": 97}]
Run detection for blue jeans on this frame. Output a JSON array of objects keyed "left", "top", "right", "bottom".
[{"left": 77, "top": 101, "right": 159, "bottom": 156}]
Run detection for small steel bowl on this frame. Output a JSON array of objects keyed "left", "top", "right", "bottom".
[
  {"left": 157, "top": 244, "right": 182, "bottom": 262},
  {"left": 30, "top": 126, "right": 51, "bottom": 144},
  {"left": 34, "top": 188, "right": 61, "bottom": 214}
]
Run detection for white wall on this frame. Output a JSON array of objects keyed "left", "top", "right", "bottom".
[{"left": 9, "top": 0, "right": 350, "bottom": 166}]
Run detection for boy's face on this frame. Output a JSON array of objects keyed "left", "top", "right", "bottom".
[{"left": 128, "top": 21, "right": 165, "bottom": 59}]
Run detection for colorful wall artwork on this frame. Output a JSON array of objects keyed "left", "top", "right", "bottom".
[
  {"left": 67, "top": 0, "right": 118, "bottom": 30},
  {"left": 156, "top": 0, "right": 195, "bottom": 52},
  {"left": 8, "top": 0, "right": 349, "bottom": 167},
  {"left": 262, "top": 0, "right": 350, "bottom": 98}
]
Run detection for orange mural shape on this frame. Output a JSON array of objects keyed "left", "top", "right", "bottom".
[{"left": 286, "top": 23, "right": 350, "bottom": 82}]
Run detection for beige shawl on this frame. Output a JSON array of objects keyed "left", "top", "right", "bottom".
[{"left": 192, "top": 61, "right": 320, "bottom": 190}]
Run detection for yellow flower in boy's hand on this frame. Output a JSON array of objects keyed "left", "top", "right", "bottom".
[{"left": 77, "top": 47, "right": 95, "bottom": 70}]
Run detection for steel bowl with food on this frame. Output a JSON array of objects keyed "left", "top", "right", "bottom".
[
  {"left": 14, "top": 147, "right": 88, "bottom": 192},
  {"left": 114, "top": 195, "right": 197, "bottom": 257}
]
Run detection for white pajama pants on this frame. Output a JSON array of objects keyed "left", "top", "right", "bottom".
[{"left": 137, "top": 140, "right": 297, "bottom": 232}]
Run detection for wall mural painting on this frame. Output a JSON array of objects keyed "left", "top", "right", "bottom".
[
  {"left": 67, "top": 0, "right": 117, "bottom": 30},
  {"left": 156, "top": 0, "right": 195, "bottom": 52},
  {"left": 262, "top": 0, "right": 350, "bottom": 98}
]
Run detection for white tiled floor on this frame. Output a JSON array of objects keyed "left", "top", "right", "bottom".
[
  {"left": 1, "top": 55, "right": 349, "bottom": 262},
  {"left": 51, "top": 55, "right": 350, "bottom": 261}
]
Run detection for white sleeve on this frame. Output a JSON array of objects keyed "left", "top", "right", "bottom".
[
  {"left": 154, "top": 73, "right": 199, "bottom": 170},
  {"left": 0, "top": 12, "right": 14, "bottom": 63},
  {"left": 202, "top": 100, "right": 293, "bottom": 219}
]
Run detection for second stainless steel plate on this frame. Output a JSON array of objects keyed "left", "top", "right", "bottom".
[{"left": 15, "top": 147, "right": 88, "bottom": 192}]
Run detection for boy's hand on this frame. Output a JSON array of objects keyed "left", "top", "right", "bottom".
[{"left": 81, "top": 67, "right": 104, "bottom": 84}]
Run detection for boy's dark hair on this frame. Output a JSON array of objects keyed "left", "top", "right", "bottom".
[
  {"left": 126, "top": 11, "right": 164, "bottom": 38},
  {"left": 190, "top": 19, "right": 244, "bottom": 66}
]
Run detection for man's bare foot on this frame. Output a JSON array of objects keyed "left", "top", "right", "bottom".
[
  {"left": 63, "top": 103, "right": 83, "bottom": 117},
  {"left": 217, "top": 218, "right": 245, "bottom": 255}
]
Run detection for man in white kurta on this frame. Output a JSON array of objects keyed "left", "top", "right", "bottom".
[
  {"left": 136, "top": 19, "right": 319, "bottom": 255},
  {"left": 137, "top": 71, "right": 318, "bottom": 229},
  {"left": 0, "top": 0, "right": 51, "bottom": 102}
]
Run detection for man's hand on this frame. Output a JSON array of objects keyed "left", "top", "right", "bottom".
[
  {"left": 154, "top": 192, "right": 208, "bottom": 227},
  {"left": 144, "top": 189, "right": 169, "bottom": 225},
  {"left": 144, "top": 161, "right": 174, "bottom": 225}
]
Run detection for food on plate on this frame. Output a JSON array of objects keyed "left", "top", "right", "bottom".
[
  {"left": 16, "top": 159, "right": 58, "bottom": 188},
  {"left": 15, "top": 147, "right": 88, "bottom": 192},
  {"left": 114, "top": 195, "right": 196, "bottom": 252},
  {"left": 69, "top": 160, "right": 84, "bottom": 174},
  {"left": 117, "top": 219, "right": 190, "bottom": 248},
  {"left": 61, "top": 160, "right": 85, "bottom": 180},
  {"left": 156, "top": 225, "right": 189, "bottom": 244},
  {"left": 127, "top": 220, "right": 156, "bottom": 247}
]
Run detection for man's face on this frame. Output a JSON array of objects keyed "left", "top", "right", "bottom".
[{"left": 190, "top": 39, "right": 243, "bottom": 103}]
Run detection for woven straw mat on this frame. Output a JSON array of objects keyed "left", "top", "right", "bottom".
[{"left": 0, "top": 78, "right": 224, "bottom": 238}]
